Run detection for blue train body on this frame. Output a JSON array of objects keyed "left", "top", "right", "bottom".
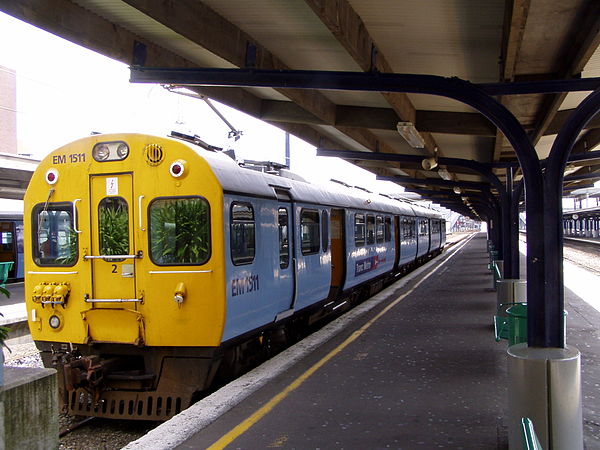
[{"left": 214, "top": 156, "right": 446, "bottom": 344}]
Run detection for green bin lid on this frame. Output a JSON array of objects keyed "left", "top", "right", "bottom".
[{"left": 506, "top": 303, "right": 527, "bottom": 318}]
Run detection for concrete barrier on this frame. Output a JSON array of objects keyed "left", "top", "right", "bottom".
[{"left": 0, "top": 367, "right": 58, "bottom": 450}]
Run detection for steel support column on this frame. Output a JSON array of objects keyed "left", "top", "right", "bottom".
[
  {"left": 542, "top": 88, "right": 600, "bottom": 348},
  {"left": 511, "top": 180, "right": 525, "bottom": 278}
]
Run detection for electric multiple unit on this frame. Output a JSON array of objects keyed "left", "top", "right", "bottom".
[{"left": 24, "top": 133, "right": 445, "bottom": 420}]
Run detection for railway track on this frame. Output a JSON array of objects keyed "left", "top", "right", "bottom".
[{"left": 563, "top": 239, "right": 600, "bottom": 275}]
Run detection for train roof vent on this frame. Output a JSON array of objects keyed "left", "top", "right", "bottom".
[{"left": 144, "top": 143, "right": 164, "bottom": 166}]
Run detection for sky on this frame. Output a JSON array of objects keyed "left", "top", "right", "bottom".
[{"left": 0, "top": 10, "right": 407, "bottom": 206}]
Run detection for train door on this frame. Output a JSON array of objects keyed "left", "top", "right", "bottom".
[
  {"left": 88, "top": 174, "right": 137, "bottom": 306},
  {"left": 327, "top": 208, "right": 345, "bottom": 299},
  {"left": 275, "top": 189, "right": 296, "bottom": 320}
]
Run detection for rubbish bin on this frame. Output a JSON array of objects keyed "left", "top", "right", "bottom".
[
  {"left": 505, "top": 303, "right": 567, "bottom": 346},
  {"left": 488, "top": 250, "right": 499, "bottom": 270},
  {"left": 506, "top": 303, "right": 528, "bottom": 346},
  {"left": 0, "top": 261, "right": 13, "bottom": 288}
]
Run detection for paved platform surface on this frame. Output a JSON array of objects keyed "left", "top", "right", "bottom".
[
  {"left": 170, "top": 233, "right": 514, "bottom": 448},
  {"left": 0, "top": 281, "right": 25, "bottom": 325}
]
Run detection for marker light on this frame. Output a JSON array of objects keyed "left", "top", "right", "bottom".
[
  {"left": 49, "top": 314, "right": 61, "bottom": 329},
  {"left": 169, "top": 160, "right": 187, "bottom": 178},
  {"left": 46, "top": 169, "right": 59, "bottom": 185},
  {"left": 92, "top": 141, "right": 130, "bottom": 162}
]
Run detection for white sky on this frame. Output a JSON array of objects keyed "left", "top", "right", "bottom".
[{"left": 0, "top": 11, "right": 407, "bottom": 200}]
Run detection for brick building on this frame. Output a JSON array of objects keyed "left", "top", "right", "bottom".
[{"left": 0, "top": 65, "right": 17, "bottom": 154}]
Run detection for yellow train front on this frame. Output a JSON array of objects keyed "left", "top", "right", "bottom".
[{"left": 24, "top": 134, "right": 227, "bottom": 420}]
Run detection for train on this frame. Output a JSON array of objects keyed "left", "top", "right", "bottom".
[
  {"left": 24, "top": 133, "right": 445, "bottom": 420},
  {"left": 0, "top": 211, "right": 24, "bottom": 281}
]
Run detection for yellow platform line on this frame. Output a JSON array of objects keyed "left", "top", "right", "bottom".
[{"left": 208, "top": 234, "right": 475, "bottom": 449}]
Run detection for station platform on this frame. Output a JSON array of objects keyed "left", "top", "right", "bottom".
[{"left": 175, "top": 233, "right": 509, "bottom": 449}]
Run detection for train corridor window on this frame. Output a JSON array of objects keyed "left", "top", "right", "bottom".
[
  {"left": 376, "top": 216, "right": 384, "bottom": 243},
  {"left": 354, "top": 214, "right": 365, "bottom": 246},
  {"left": 367, "top": 215, "right": 375, "bottom": 245},
  {"left": 300, "top": 209, "right": 320, "bottom": 255},
  {"left": 419, "top": 219, "right": 429, "bottom": 236},
  {"left": 149, "top": 197, "right": 211, "bottom": 265},
  {"left": 98, "top": 197, "right": 129, "bottom": 259},
  {"left": 230, "top": 202, "right": 255, "bottom": 265},
  {"left": 278, "top": 208, "right": 289, "bottom": 269},
  {"left": 32, "top": 203, "right": 78, "bottom": 266},
  {"left": 322, "top": 210, "right": 329, "bottom": 252},
  {"left": 384, "top": 217, "right": 392, "bottom": 242}
]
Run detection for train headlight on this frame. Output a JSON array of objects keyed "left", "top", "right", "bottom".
[
  {"left": 92, "top": 141, "right": 130, "bottom": 162},
  {"left": 169, "top": 160, "right": 187, "bottom": 178},
  {"left": 116, "top": 143, "right": 129, "bottom": 159},
  {"left": 49, "top": 314, "right": 61, "bottom": 330},
  {"left": 93, "top": 144, "right": 110, "bottom": 161},
  {"left": 46, "top": 169, "right": 59, "bottom": 185}
]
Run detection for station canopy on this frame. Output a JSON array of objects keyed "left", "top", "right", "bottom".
[{"left": 2, "top": 1, "right": 599, "bottom": 216}]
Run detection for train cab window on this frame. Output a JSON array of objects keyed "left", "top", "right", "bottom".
[
  {"left": 300, "top": 209, "right": 320, "bottom": 255},
  {"left": 230, "top": 202, "right": 255, "bottom": 265},
  {"left": 376, "top": 216, "right": 384, "bottom": 243},
  {"left": 32, "top": 203, "right": 78, "bottom": 266},
  {"left": 354, "top": 214, "right": 365, "bottom": 246},
  {"left": 321, "top": 210, "right": 329, "bottom": 252},
  {"left": 366, "top": 215, "right": 375, "bottom": 245},
  {"left": 149, "top": 197, "right": 211, "bottom": 265},
  {"left": 384, "top": 217, "right": 392, "bottom": 242},
  {"left": 98, "top": 197, "right": 129, "bottom": 259},
  {"left": 278, "top": 208, "right": 289, "bottom": 269}
]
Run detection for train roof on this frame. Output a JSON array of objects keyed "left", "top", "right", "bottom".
[
  {"left": 186, "top": 139, "right": 441, "bottom": 220},
  {"left": 0, "top": 211, "right": 23, "bottom": 220}
]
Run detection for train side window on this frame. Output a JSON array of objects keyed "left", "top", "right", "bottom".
[
  {"left": 419, "top": 219, "right": 429, "bottom": 236},
  {"left": 366, "top": 215, "right": 375, "bottom": 245},
  {"left": 278, "top": 208, "right": 289, "bottom": 269},
  {"left": 32, "top": 203, "right": 78, "bottom": 266},
  {"left": 0, "top": 227, "right": 13, "bottom": 252},
  {"left": 149, "top": 196, "right": 211, "bottom": 265},
  {"left": 354, "top": 213, "right": 365, "bottom": 246},
  {"left": 98, "top": 197, "right": 129, "bottom": 260},
  {"left": 322, "top": 210, "right": 329, "bottom": 252},
  {"left": 300, "top": 209, "right": 320, "bottom": 255},
  {"left": 376, "top": 216, "right": 384, "bottom": 243},
  {"left": 384, "top": 217, "right": 392, "bottom": 242},
  {"left": 230, "top": 202, "right": 255, "bottom": 265}
]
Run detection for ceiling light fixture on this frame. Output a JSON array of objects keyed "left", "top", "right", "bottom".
[
  {"left": 437, "top": 167, "right": 452, "bottom": 181},
  {"left": 396, "top": 122, "right": 425, "bottom": 149}
]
